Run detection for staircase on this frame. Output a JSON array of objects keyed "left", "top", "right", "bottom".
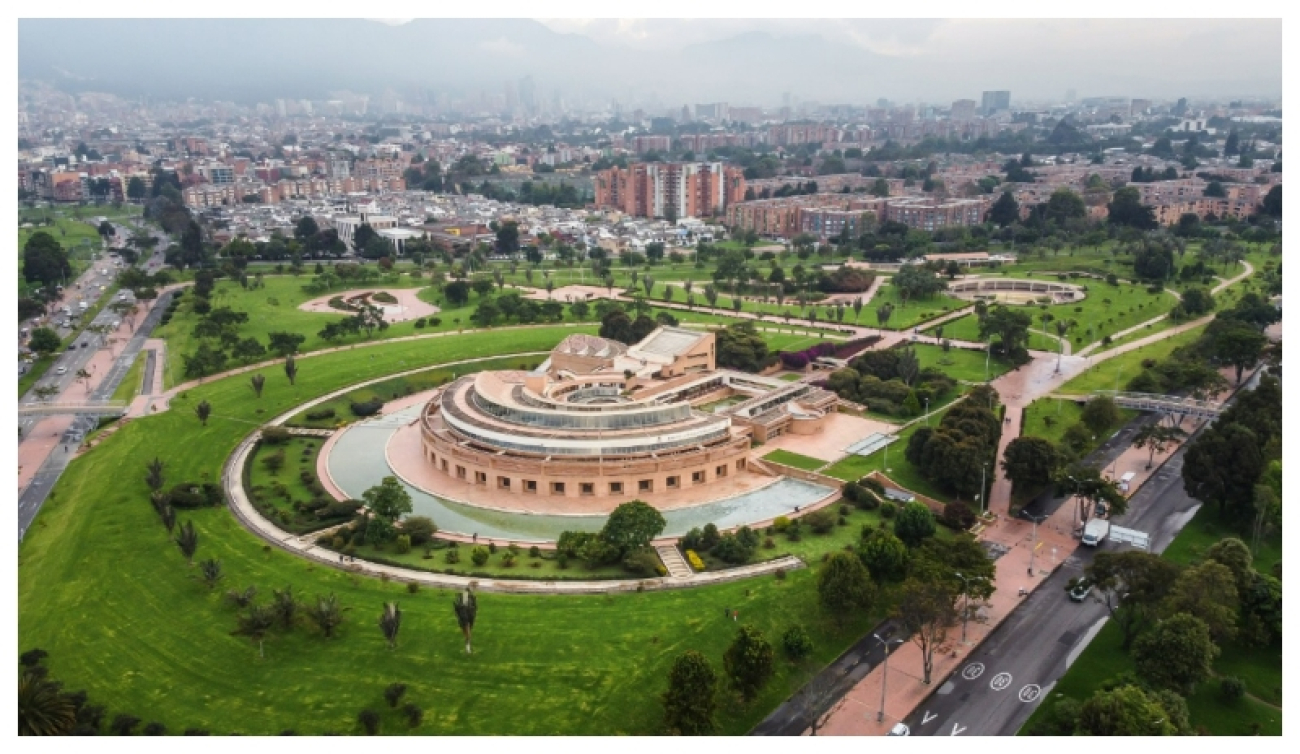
[{"left": 656, "top": 545, "right": 694, "bottom": 579}]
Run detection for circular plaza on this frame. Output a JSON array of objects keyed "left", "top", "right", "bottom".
[{"left": 947, "top": 277, "right": 1085, "bottom": 305}]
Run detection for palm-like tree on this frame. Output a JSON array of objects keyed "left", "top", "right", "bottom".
[
  {"left": 1053, "top": 318, "right": 1075, "bottom": 373},
  {"left": 159, "top": 503, "right": 176, "bottom": 535},
  {"left": 271, "top": 585, "right": 298, "bottom": 629},
  {"left": 18, "top": 670, "right": 76, "bottom": 736},
  {"left": 379, "top": 602, "right": 402, "bottom": 650},
  {"left": 144, "top": 457, "right": 166, "bottom": 492},
  {"left": 236, "top": 604, "right": 276, "bottom": 659},
  {"left": 174, "top": 520, "right": 198, "bottom": 564},
  {"left": 226, "top": 585, "right": 258, "bottom": 608},
  {"left": 195, "top": 400, "right": 211, "bottom": 427},
  {"left": 250, "top": 373, "right": 265, "bottom": 398},
  {"left": 197, "top": 558, "right": 223, "bottom": 589},
  {"left": 310, "top": 593, "right": 345, "bottom": 638},
  {"left": 284, "top": 354, "right": 298, "bottom": 386}
]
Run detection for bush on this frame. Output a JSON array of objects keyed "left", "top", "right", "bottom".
[
  {"left": 350, "top": 399, "right": 384, "bottom": 417},
  {"left": 763, "top": 537, "right": 776, "bottom": 549},
  {"left": 939, "top": 500, "right": 978, "bottom": 531},
  {"left": 401, "top": 516, "right": 437, "bottom": 546},
  {"left": 406, "top": 582, "right": 419, "bottom": 594},
  {"left": 700, "top": 523, "right": 721, "bottom": 551},
  {"left": 879, "top": 501, "right": 897, "bottom": 519},
  {"left": 304, "top": 408, "right": 336, "bottom": 421},
  {"left": 782, "top": 624, "right": 813, "bottom": 661},
  {"left": 393, "top": 535, "right": 411, "bottom": 555},
  {"left": 680, "top": 527, "right": 703, "bottom": 552},
  {"left": 413, "top": 318, "right": 427, "bottom": 328},
  {"left": 804, "top": 509, "right": 837, "bottom": 534},
  {"left": 428, "top": 317, "right": 441, "bottom": 327},
  {"left": 685, "top": 549, "right": 706, "bottom": 571},
  {"left": 772, "top": 515, "right": 792, "bottom": 533},
  {"left": 711, "top": 534, "right": 754, "bottom": 565},
  {"left": 444, "top": 548, "right": 460, "bottom": 565},
  {"left": 470, "top": 546, "right": 490, "bottom": 566},
  {"left": 623, "top": 548, "right": 661, "bottom": 576},
  {"left": 260, "top": 426, "right": 292, "bottom": 445},
  {"left": 1219, "top": 676, "right": 1245, "bottom": 703},
  {"left": 774, "top": 567, "right": 787, "bottom": 581}
]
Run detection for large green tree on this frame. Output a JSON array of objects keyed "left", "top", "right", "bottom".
[
  {"left": 1001, "top": 436, "right": 1063, "bottom": 494},
  {"left": 660, "top": 650, "right": 718, "bottom": 735},
  {"left": 22, "top": 231, "right": 72, "bottom": 290},
  {"left": 817, "top": 551, "right": 876, "bottom": 622},
  {"left": 1162, "top": 560, "right": 1239, "bottom": 643},
  {"left": 1133, "top": 613, "right": 1218, "bottom": 694},
  {"left": 1085, "top": 550, "right": 1180, "bottom": 650},
  {"left": 1076, "top": 685, "right": 1178, "bottom": 736},
  {"left": 362, "top": 476, "right": 413, "bottom": 545},
  {"left": 986, "top": 191, "right": 1020, "bottom": 226},
  {"left": 1106, "top": 187, "right": 1157, "bottom": 230},
  {"left": 1183, "top": 422, "right": 1265, "bottom": 520},
  {"left": 978, "top": 305, "right": 1032, "bottom": 357},
  {"left": 599, "top": 500, "right": 666, "bottom": 554},
  {"left": 722, "top": 625, "right": 775, "bottom": 702}
]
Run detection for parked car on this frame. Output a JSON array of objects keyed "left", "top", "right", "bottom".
[{"left": 1069, "top": 579, "right": 1094, "bottom": 603}]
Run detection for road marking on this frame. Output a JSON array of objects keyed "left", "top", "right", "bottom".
[
  {"left": 990, "top": 672, "right": 1013, "bottom": 691},
  {"left": 1019, "top": 684, "right": 1042, "bottom": 703},
  {"left": 961, "top": 663, "right": 985, "bottom": 680},
  {"left": 922, "top": 711, "right": 937, "bottom": 725},
  {"left": 950, "top": 722, "right": 966, "bottom": 736}
]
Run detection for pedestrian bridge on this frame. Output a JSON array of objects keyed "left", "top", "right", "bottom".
[
  {"left": 1092, "top": 391, "right": 1224, "bottom": 419},
  {"left": 18, "top": 400, "right": 129, "bottom": 417}
]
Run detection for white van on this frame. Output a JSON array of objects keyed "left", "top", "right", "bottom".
[{"left": 1118, "top": 471, "right": 1137, "bottom": 494}]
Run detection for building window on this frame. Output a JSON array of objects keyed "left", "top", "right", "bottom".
[
  {"left": 476, "top": 471, "right": 487, "bottom": 485},
  {"left": 666, "top": 475, "right": 680, "bottom": 489},
  {"left": 552, "top": 482, "right": 566, "bottom": 495},
  {"left": 524, "top": 480, "right": 537, "bottom": 493},
  {"left": 440, "top": 459, "right": 449, "bottom": 472},
  {"left": 455, "top": 465, "right": 466, "bottom": 480},
  {"left": 609, "top": 482, "right": 624, "bottom": 494},
  {"left": 692, "top": 471, "right": 706, "bottom": 484},
  {"left": 580, "top": 482, "right": 595, "bottom": 496},
  {"left": 497, "top": 476, "right": 511, "bottom": 489},
  {"left": 715, "top": 465, "right": 728, "bottom": 478},
  {"left": 638, "top": 479, "right": 653, "bottom": 492},
  {"left": 737, "top": 459, "right": 747, "bottom": 470}
]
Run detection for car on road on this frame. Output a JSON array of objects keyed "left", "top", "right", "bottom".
[
  {"left": 55, "top": 366, "right": 67, "bottom": 375},
  {"left": 1069, "top": 579, "right": 1094, "bottom": 603},
  {"left": 888, "top": 723, "right": 910, "bottom": 736}
]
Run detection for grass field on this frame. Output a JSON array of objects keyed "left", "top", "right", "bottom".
[
  {"left": 866, "top": 284, "right": 969, "bottom": 330},
  {"left": 19, "top": 325, "right": 894, "bottom": 735},
  {"left": 1056, "top": 324, "right": 1208, "bottom": 395},
  {"left": 821, "top": 403, "right": 959, "bottom": 502},
  {"left": 110, "top": 351, "right": 147, "bottom": 403},
  {"left": 925, "top": 313, "right": 1060, "bottom": 352},
  {"left": 329, "top": 539, "right": 635, "bottom": 581},
  {"left": 762, "top": 449, "right": 828, "bottom": 471},
  {"left": 246, "top": 436, "right": 339, "bottom": 534},
  {"left": 911, "top": 341, "right": 1011, "bottom": 383}
]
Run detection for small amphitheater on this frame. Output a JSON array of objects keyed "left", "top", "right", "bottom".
[{"left": 947, "top": 277, "right": 1085, "bottom": 305}]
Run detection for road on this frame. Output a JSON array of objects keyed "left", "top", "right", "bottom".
[{"left": 900, "top": 369, "right": 1266, "bottom": 737}]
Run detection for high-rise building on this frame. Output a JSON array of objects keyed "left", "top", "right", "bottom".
[
  {"left": 593, "top": 162, "right": 746, "bottom": 219},
  {"left": 951, "top": 99, "right": 978, "bottom": 122},
  {"left": 981, "top": 90, "right": 1011, "bottom": 115},
  {"left": 518, "top": 76, "right": 536, "bottom": 113}
]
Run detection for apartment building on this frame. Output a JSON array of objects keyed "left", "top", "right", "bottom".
[
  {"left": 882, "top": 196, "right": 988, "bottom": 231},
  {"left": 725, "top": 194, "right": 884, "bottom": 240},
  {"left": 950, "top": 99, "right": 978, "bottom": 122},
  {"left": 593, "top": 162, "right": 745, "bottom": 219},
  {"left": 631, "top": 135, "right": 671, "bottom": 154}
]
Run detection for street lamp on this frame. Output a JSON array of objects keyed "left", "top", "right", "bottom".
[
  {"left": 872, "top": 632, "right": 904, "bottom": 723},
  {"left": 978, "top": 462, "right": 989, "bottom": 516},
  {"left": 1024, "top": 511, "right": 1048, "bottom": 577},
  {"left": 954, "top": 572, "right": 972, "bottom": 644},
  {"left": 984, "top": 336, "right": 991, "bottom": 382},
  {"left": 924, "top": 397, "right": 930, "bottom": 426}
]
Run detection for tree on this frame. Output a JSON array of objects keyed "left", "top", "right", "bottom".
[
  {"left": 267, "top": 331, "right": 306, "bottom": 357},
  {"left": 661, "top": 650, "right": 718, "bottom": 735},
  {"left": 27, "top": 327, "right": 61, "bottom": 357},
  {"left": 895, "top": 572, "right": 959, "bottom": 684},
  {"left": 781, "top": 624, "right": 814, "bottom": 661},
  {"left": 1042, "top": 188, "right": 1086, "bottom": 224},
  {"left": 309, "top": 593, "right": 345, "bottom": 638},
  {"left": 250, "top": 373, "right": 265, "bottom": 398},
  {"left": 1162, "top": 560, "right": 1239, "bottom": 643},
  {"left": 494, "top": 220, "right": 520, "bottom": 256},
  {"left": 294, "top": 216, "right": 319, "bottom": 241},
  {"left": 453, "top": 589, "right": 478, "bottom": 653},
  {"left": 978, "top": 305, "right": 1032, "bottom": 357},
  {"left": 722, "top": 625, "right": 775, "bottom": 702},
  {"left": 18, "top": 669, "right": 77, "bottom": 735},
  {"left": 1183, "top": 422, "right": 1265, "bottom": 521},
  {"left": 599, "top": 500, "right": 666, "bottom": 554},
  {"left": 352, "top": 223, "right": 378, "bottom": 252},
  {"left": 1204, "top": 537, "right": 1254, "bottom": 597},
  {"left": 127, "top": 176, "right": 146, "bottom": 200},
  {"left": 817, "top": 551, "right": 876, "bottom": 622},
  {"left": 893, "top": 501, "right": 937, "bottom": 547},
  {"left": 1085, "top": 550, "right": 1180, "bottom": 650},
  {"left": 1080, "top": 395, "right": 1120, "bottom": 435},
  {"left": 357, "top": 708, "right": 381, "bottom": 736},
  {"left": 1261, "top": 185, "right": 1281, "bottom": 218},
  {"left": 197, "top": 558, "right": 223, "bottom": 589},
  {"left": 1076, "top": 685, "right": 1178, "bottom": 736},
  {"left": 144, "top": 457, "right": 166, "bottom": 492},
  {"left": 858, "top": 527, "right": 909, "bottom": 582},
  {"left": 444, "top": 280, "right": 471, "bottom": 306},
  {"left": 987, "top": 191, "right": 1020, "bottom": 227},
  {"left": 1001, "top": 436, "right": 1063, "bottom": 494},
  {"left": 195, "top": 400, "right": 211, "bottom": 426},
  {"left": 283, "top": 354, "right": 298, "bottom": 386},
  {"left": 174, "top": 520, "right": 199, "bottom": 564},
  {"left": 236, "top": 604, "right": 276, "bottom": 659},
  {"left": 362, "top": 476, "right": 413, "bottom": 545},
  {"left": 1107, "top": 187, "right": 1157, "bottom": 230},
  {"left": 1208, "top": 319, "right": 1266, "bottom": 384},
  {"left": 23, "top": 232, "right": 72, "bottom": 290},
  {"left": 1133, "top": 613, "right": 1218, "bottom": 694},
  {"left": 1131, "top": 422, "right": 1186, "bottom": 470},
  {"left": 231, "top": 337, "right": 266, "bottom": 364},
  {"left": 378, "top": 602, "right": 402, "bottom": 650}
]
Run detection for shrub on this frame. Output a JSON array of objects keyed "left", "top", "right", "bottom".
[
  {"left": 623, "top": 548, "right": 661, "bottom": 576},
  {"left": 502, "top": 553, "right": 517, "bottom": 567},
  {"left": 529, "top": 545, "right": 541, "bottom": 558},
  {"left": 406, "top": 582, "right": 419, "bottom": 594},
  {"left": 879, "top": 501, "right": 897, "bottom": 519},
  {"left": 470, "top": 546, "right": 490, "bottom": 566},
  {"left": 685, "top": 549, "right": 706, "bottom": 571},
  {"left": 393, "top": 535, "right": 411, "bottom": 555},
  {"left": 487, "top": 542, "right": 497, "bottom": 554},
  {"left": 939, "top": 500, "right": 978, "bottom": 531},
  {"left": 444, "top": 548, "right": 460, "bottom": 565},
  {"left": 763, "top": 537, "right": 776, "bottom": 549},
  {"left": 712, "top": 534, "right": 754, "bottom": 565},
  {"left": 260, "top": 426, "right": 292, "bottom": 445},
  {"left": 350, "top": 399, "right": 384, "bottom": 417},
  {"left": 774, "top": 567, "right": 787, "bottom": 581},
  {"left": 804, "top": 509, "right": 837, "bottom": 534},
  {"left": 772, "top": 515, "right": 792, "bottom": 533},
  {"left": 782, "top": 624, "right": 813, "bottom": 661},
  {"left": 700, "top": 523, "right": 721, "bottom": 550},
  {"left": 840, "top": 504, "right": 851, "bottom": 517},
  {"left": 413, "top": 318, "right": 427, "bottom": 329},
  {"left": 401, "top": 516, "right": 437, "bottom": 546},
  {"left": 1219, "top": 676, "right": 1245, "bottom": 703},
  {"left": 428, "top": 317, "right": 442, "bottom": 327},
  {"left": 304, "top": 408, "right": 336, "bottom": 421}
]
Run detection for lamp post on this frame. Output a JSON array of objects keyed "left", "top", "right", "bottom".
[
  {"left": 872, "top": 633, "right": 904, "bottom": 723},
  {"left": 924, "top": 397, "right": 931, "bottom": 426},
  {"left": 1068, "top": 475, "right": 1084, "bottom": 533},
  {"left": 1024, "top": 512, "right": 1047, "bottom": 577},
  {"left": 979, "top": 462, "right": 989, "bottom": 516},
  {"left": 954, "top": 573, "right": 972, "bottom": 644},
  {"left": 984, "top": 336, "right": 991, "bottom": 382}
]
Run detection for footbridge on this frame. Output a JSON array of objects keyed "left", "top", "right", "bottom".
[
  {"left": 1091, "top": 391, "right": 1224, "bottom": 420},
  {"left": 17, "top": 400, "right": 129, "bottom": 418}
]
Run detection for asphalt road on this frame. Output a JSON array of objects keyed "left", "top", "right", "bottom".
[{"left": 901, "top": 369, "right": 1266, "bottom": 737}]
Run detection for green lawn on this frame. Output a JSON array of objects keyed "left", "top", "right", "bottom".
[
  {"left": 19, "top": 325, "right": 890, "bottom": 735},
  {"left": 925, "top": 313, "right": 1059, "bottom": 352},
  {"left": 1019, "top": 398, "right": 1136, "bottom": 450},
  {"left": 912, "top": 342, "right": 1011, "bottom": 383},
  {"left": 822, "top": 411, "right": 950, "bottom": 502},
  {"left": 246, "top": 436, "right": 341, "bottom": 534},
  {"left": 331, "top": 539, "right": 636, "bottom": 581},
  {"left": 1056, "top": 324, "right": 1208, "bottom": 395},
  {"left": 110, "top": 351, "right": 147, "bottom": 403},
  {"left": 867, "top": 284, "right": 969, "bottom": 330},
  {"left": 762, "top": 449, "right": 828, "bottom": 471}
]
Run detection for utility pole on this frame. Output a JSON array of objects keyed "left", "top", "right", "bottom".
[
  {"left": 872, "top": 633, "right": 904, "bottom": 723},
  {"left": 1025, "top": 512, "right": 1047, "bottom": 576}
]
